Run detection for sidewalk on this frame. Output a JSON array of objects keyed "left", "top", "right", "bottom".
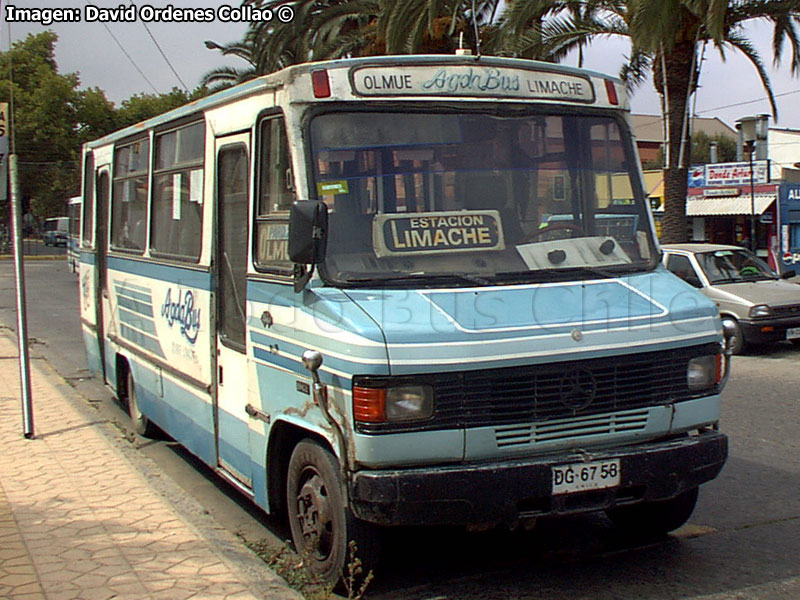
[{"left": 0, "top": 333, "right": 301, "bottom": 600}]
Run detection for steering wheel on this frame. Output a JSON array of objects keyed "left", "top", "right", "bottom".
[{"left": 519, "top": 222, "right": 585, "bottom": 244}]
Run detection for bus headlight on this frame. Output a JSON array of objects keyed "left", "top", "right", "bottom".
[
  {"left": 687, "top": 354, "right": 722, "bottom": 390},
  {"left": 353, "top": 384, "right": 434, "bottom": 423}
]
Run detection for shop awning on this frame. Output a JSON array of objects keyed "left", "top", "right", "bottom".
[{"left": 686, "top": 194, "right": 775, "bottom": 216}]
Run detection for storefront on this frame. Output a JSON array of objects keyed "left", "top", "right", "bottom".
[
  {"left": 686, "top": 161, "right": 780, "bottom": 270},
  {"left": 778, "top": 182, "right": 800, "bottom": 274}
]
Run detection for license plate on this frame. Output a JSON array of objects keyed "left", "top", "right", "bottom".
[
  {"left": 787, "top": 327, "right": 800, "bottom": 340},
  {"left": 552, "top": 459, "right": 620, "bottom": 495}
]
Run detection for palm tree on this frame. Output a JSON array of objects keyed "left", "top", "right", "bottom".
[
  {"left": 494, "top": 0, "right": 800, "bottom": 243},
  {"left": 200, "top": 39, "right": 259, "bottom": 90}
]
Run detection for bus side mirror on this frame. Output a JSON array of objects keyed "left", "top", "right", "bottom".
[{"left": 289, "top": 201, "right": 328, "bottom": 265}]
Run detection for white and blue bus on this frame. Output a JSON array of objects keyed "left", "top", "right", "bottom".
[{"left": 79, "top": 54, "right": 730, "bottom": 584}]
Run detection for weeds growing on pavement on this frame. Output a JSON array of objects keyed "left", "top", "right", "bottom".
[{"left": 247, "top": 538, "right": 373, "bottom": 599}]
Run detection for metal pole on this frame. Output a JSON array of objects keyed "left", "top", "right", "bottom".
[
  {"left": 9, "top": 154, "right": 34, "bottom": 438},
  {"left": 749, "top": 145, "right": 756, "bottom": 254}
]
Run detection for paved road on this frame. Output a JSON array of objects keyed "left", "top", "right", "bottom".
[{"left": 2, "top": 261, "right": 800, "bottom": 599}]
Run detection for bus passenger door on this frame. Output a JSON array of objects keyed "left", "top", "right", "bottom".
[
  {"left": 214, "top": 134, "right": 253, "bottom": 489},
  {"left": 95, "top": 167, "right": 111, "bottom": 383}
]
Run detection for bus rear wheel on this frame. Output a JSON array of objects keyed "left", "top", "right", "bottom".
[
  {"left": 286, "top": 439, "right": 379, "bottom": 587},
  {"left": 125, "top": 369, "right": 156, "bottom": 437},
  {"left": 606, "top": 487, "right": 699, "bottom": 537}
]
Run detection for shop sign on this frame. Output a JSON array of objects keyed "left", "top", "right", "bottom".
[
  {"left": 705, "top": 160, "right": 769, "bottom": 186},
  {"left": 703, "top": 188, "right": 740, "bottom": 197},
  {"left": 689, "top": 161, "right": 769, "bottom": 187},
  {"left": 783, "top": 251, "right": 800, "bottom": 265}
]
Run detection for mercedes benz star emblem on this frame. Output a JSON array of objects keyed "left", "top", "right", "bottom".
[{"left": 558, "top": 367, "right": 598, "bottom": 411}]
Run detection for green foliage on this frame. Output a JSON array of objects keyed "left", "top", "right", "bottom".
[
  {"left": 690, "top": 130, "right": 737, "bottom": 165},
  {"left": 0, "top": 32, "right": 209, "bottom": 226},
  {"left": 0, "top": 32, "right": 83, "bottom": 222},
  {"left": 115, "top": 86, "right": 208, "bottom": 129}
]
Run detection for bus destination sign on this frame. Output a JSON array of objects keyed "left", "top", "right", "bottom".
[
  {"left": 351, "top": 65, "right": 595, "bottom": 102},
  {"left": 374, "top": 210, "right": 505, "bottom": 257}
]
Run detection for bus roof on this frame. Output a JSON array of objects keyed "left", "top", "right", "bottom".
[{"left": 86, "top": 54, "right": 628, "bottom": 149}]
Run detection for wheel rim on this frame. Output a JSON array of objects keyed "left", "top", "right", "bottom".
[{"left": 295, "top": 467, "right": 334, "bottom": 560}]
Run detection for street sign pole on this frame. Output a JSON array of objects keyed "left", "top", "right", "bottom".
[
  {"left": 10, "top": 154, "right": 34, "bottom": 438},
  {"left": 2, "top": 100, "right": 35, "bottom": 438}
]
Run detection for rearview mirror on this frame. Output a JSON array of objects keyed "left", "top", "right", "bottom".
[{"left": 289, "top": 201, "right": 328, "bottom": 265}]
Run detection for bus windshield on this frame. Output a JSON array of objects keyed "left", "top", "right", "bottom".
[{"left": 310, "top": 109, "right": 657, "bottom": 286}]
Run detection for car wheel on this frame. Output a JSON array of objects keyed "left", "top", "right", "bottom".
[
  {"left": 126, "top": 368, "right": 156, "bottom": 437},
  {"left": 721, "top": 317, "right": 744, "bottom": 355},
  {"left": 606, "top": 487, "right": 699, "bottom": 537},
  {"left": 287, "top": 439, "right": 380, "bottom": 587}
]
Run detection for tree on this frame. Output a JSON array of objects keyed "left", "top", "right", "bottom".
[
  {"left": 206, "top": 0, "right": 503, "bottom": 80},
  {"left": 115, "top": 87, "right": 208, "bottom": 129},
  {"left": 494, "top": 0, "right": 800, "bottom": 242},
  {"left": 0, "top": 32, "right": 85, "bottom": 223},
  {"left": 690, "top": 130, "right": 737, "bottom": 165}
]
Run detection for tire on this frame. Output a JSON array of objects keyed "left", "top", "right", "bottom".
[
  {"left": 721, "top": 317, "right": 745, "bottom": 355},
  {"left": 286, "top": 439, "right": 380, "bottom": 587},
  {"left": 606, "top": 487, "right": 699, "bottom": 537},
  {"left": 125, "top": 369, "right": 157, "bottom": 437}
]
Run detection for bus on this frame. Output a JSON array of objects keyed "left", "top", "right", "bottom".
[
  {"left": 67, "top": 196, "right": 81, "bottom": 273},
  {"left": 79, "top": 54, "right": 730, "bottom": 584}
]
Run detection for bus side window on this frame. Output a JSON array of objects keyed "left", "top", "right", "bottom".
[
  {"left": 254, "top": 116, "right": 294, "bottom": 272},
  {"left": 111, "top": 139, "right": 149, "bottom": 253},
  {"left": 82, "top": 153, "right": 95, "bottom": 247},
  {"left": 151, "top": 121, "right": 205, "bottom": 261}
]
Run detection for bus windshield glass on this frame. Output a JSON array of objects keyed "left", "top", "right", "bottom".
[{"left": 310, "top": 110, "right": 657, "bottom": 285}]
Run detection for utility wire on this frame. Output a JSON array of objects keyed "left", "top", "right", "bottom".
[
  {"left": 102, "top": 23, "right": 160, "bottom": 95},
  {"left": 128, "top": 0, "right": 188, "bottom": 91}
]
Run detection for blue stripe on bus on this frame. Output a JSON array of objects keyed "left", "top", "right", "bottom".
[
  {"left": 250, "top": 330, "right": 385, "bottom": 375},
  {"left": 79, "top": 251, "right": 96, "bottom": 265},
  {"left": 130, "top": 361, "right": 216, "bottom": 467},
  {"left": 117, "top": 295, "right": 154, "bottom": 317},
  {"left": 120, "top": 323, "right": 165, "bottom": 358},
  {"left": 107, "top": 256, "right": 211, "bottom": 290},
  {"left": 118, "top": 306, "right": 157, "bottom": 336}
]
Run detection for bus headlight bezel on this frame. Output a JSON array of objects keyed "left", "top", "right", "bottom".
[
  {"left": 353, "top": 382, "right": 434, "bottom": 424},
  {"left": 687, "top": 354, "right": 722, "bottom": 391}
]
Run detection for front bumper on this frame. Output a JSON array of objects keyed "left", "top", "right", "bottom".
[
  {"left": 740, "top": 316, "right": 800, "bottom": 343},
  {"left": 348, "top": 430, "right": 727, "bottom": 526}
]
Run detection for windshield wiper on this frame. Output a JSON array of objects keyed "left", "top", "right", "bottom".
[
  {"left": 496, "top": 264, "right": 634, "bottom": 282},
  {"left": 345, "top": 272, "right": 491, "bottom": 286}
]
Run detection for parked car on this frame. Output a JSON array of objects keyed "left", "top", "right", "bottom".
[
  {"left": 42, "top": 217, "right": 69, "bottom": 246},
  {"left": 662, "top": 243, "right": 800, "bottom": 354}
]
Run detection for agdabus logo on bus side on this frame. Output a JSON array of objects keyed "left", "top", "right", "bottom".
[{"left": 161, "top": 288, "right": 201, "bottom": 343}]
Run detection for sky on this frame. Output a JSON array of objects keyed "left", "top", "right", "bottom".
[{"left": 4, "top": 0, "right": 800, "bottom": 130}]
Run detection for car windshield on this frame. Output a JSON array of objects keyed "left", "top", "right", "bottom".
[
  {"left": 309, "top": 109, "right": 658, "bottom": 286},
  {"left": 697, "top": 249, "right": 778, "bottom": 283}
]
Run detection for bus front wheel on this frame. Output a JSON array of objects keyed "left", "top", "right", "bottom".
[{"left": 286, "top": 439, "right": 379, "bottom": 587}]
